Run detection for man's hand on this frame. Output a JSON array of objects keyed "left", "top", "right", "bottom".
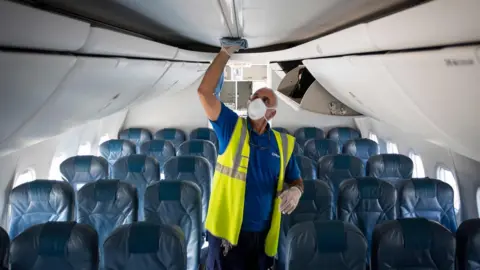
[{"left": 279, "top": 187, "right": 302, "bottom": 215}]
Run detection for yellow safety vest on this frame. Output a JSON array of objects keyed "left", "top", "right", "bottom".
[{"left": 205, "top": 118, "right": 295, "bottom": 257}]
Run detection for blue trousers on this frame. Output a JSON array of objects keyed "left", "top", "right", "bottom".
[{"left": 207, "top": 231, "right": 273, "bottom": 270}]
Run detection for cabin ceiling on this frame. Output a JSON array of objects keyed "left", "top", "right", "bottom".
[{"left": 25, "top": 0, "right": 422, "bottom": 51}]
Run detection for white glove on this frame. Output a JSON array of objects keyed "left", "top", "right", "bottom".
[{"left": 279, "top": 186, "right": 302, "bottom": 215}]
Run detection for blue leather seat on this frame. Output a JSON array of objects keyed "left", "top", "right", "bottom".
[
  {"left": 77, "top": 180, "right": 137, "bottom": 265},
  {"left": 103, "top": 222, "right": 186, "bottom": 270},
  {"left": 293, "top": 142, "right": 304, "bottom": 156},
  {"left": 278, "top": 181, "right": 334, "bottom": 270},
  {"left": 372, "top": 218, "right": 455, "bottom": 270},
  {"left": 400, "top": 178, "right": 457, "bottom": 232},
  {"left": 112, "top": 155, "right": 159, "bottom": 220},
  {"left": 190, "top": 128, "right": 219, "bottom": 150},
  {"left": 273, "top": 127, "right": 290, "bottom": 134},
  {"left": 162, "top": 156, "right": 211, "bottom": 226},
  {"left": 118, "top": 128, "right": 152, "bottom": 151},
  {"left": 154, "top": 128, "right": 186, "bottom": 150},
  {"left": 177, "top": 140, "right": 217, "bottom": 176},
  {"left": 294, "top": 127, "right": 325, "bottom": 148},
  {"left": 295, "top": 156, "right": 317, "bottom": 181},
  {"left": 139, "top": 139, "right": 176, "bottom": 172},
  {"left": 59, "top": 155, "right": 108, "bottom": 190},
  {"left": 10, "top": 222, "right": 98, "bottom": 270},
  {"left": 304, "top": 139, "right": 339, "bottom": 162},
  {"left": 99, "top": 139, "right": 136, "bottom": 174},
  {"left": 145, "top": 181, "right": 202, "bottom": 270},
  {"left": 285, "top": 220, "right": 367, "bottom": 270},
  {"left": 456, "top": 218, "right": 480, "bottom": 270},
  {"left": 0, "top": 227, "right": 8, "bottom": 270},
  {"left": 317, "top": 155, "right": 364, "bottom": 202},
  {"left": 9, "top": 180, "right": 74, "bottom": 238},
  {"left": 343, "top": 139, "right": 379, "bottom": 167},
  {"left": 367, "top": 154, "right": 413, "bottom": 189},
  {"left": 327, "top": 127, "right": 361, "bottom": 149},
  {"left": 338, "top": 177, "right": 397, "bottom": 257}
]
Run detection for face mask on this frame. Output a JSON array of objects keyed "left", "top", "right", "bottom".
[{"left": 248, "top": 98, "right": 273, "bottom": 120}]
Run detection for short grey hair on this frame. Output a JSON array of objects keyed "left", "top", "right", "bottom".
[{"left": 254, "top": 87, "right": 278, "bottom": 108}]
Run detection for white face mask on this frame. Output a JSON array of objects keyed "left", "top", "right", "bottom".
[{"left": 247, "top": 98, "right": 273, "bottom": 120}]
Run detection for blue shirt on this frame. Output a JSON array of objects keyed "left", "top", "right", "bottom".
[{"left": 210, "top": 103, "right": 301, "bottom": 232}]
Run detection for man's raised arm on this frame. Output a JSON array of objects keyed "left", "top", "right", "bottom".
[{"left": 197, "top": 46, "right": 239, "bottom": 121}]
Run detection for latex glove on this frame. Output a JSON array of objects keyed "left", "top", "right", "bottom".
[
  {"left": 279, "top": 186, "right": 302, "bottom": 215},
  {"left": 221, "top": 45, "right": 241, "bottom": 56}
]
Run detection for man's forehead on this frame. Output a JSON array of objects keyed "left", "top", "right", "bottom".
[{"left": 254, "top": 87, "right": 274, "bottom": 98}]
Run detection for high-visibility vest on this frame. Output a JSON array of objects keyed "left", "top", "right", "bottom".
[{"left": 205, "top": 118, "right": 295, "bottom": 257}]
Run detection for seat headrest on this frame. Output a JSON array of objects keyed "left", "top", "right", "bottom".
[
  {"left": 139, "top": 140, "right": 176, "bottom": 169},
  {"left": 457, "top": 218, "right": 480, "bottom": 270},
  {"left": 318, "top": 155, "right": 365, "bottom": 176},
  {"left": 118, "top": 128, "right": 152, "bottom": 147},
  {"left": 327, "top": 127, "right": 361, "bottom": 147},
  {"left": 273, "top": 127, "right": 290, "bottom": 134},
  {"left": 293, "top": 142, "right": 304, "bottom": 156},
  {"left": 154, "top": 128, "right": 186, "bottom": 149},
  {"left": 59, "top": 155, "right": 108, "bottom": 187},
  {"left": 112, "top": 154, "right": 159, "bottom": 179},
  {"left": 367, "top": 154, "right": 413, "bottom": 180},
  {"left": 294, "top": 127, "right": 325, "bottom": 147},
  {"left": 99, "top": 139, "right": 136, "bottom": 166},
  {"left": 189, "top": 128, "right": 218, "bottom": 149},
  {"left": 304, "top": 139, "right": 339, "bottom": 162},
  {"left": 295, "top": 156, "right": 317, "bottom": 181},
  {"left": 343, "top": 139, "right": 379, "bottom": 164}
]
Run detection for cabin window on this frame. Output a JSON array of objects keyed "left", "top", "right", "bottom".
[
  {"left": 409, "top": 151, "right": 426, "bottom": 178},
  {"left": 14, "top": 169, "right": 36, "bottom": 188},
  {"left": 49, "top": 154, "right": 67, "bottom": 180},
  {"left": 368, "top": 132, "right": 378, "bottom": 143},
  {"left": 386, "top": 141, "right": 399, "bottom": 154},
  {"left": 77, "top": 142, "right": 92, "bottom": 155},
  {"left": 98, "top": 134, "right": 110, "bottom": 145},
  {"left": 437, "top": 166, "right": 460, "bottom": 213}
]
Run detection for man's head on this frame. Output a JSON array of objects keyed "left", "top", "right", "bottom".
[{"left": 247, "top": 87, "right": 277, "bottom": 123}]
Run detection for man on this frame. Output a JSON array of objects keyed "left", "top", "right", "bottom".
[{"left": 198, "top": 44, "right": 304, "bottom": 270}]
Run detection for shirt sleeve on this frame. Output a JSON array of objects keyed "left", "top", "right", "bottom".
[
  {"left": 209, "top": 103, "right": 239, "bottom": 155},
  {"left": 284, "top": 155, "right": 301, "bottom": 183}
]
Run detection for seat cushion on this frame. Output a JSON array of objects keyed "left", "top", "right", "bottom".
[
  {"left": 59, "top": 155, "right": 108, "bottom": 190},
  {"left": 304, "top": 139, "right": 339, "bottom": 162}
]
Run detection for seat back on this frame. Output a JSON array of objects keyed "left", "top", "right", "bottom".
[
  {"left": 338, "top": 177, "right": 397, "bottom": 255},
  {"left": 189, "top": 128, "right": 219, "bottom": 150},
  {"left": 285, "top": 221, "right": 367, "bottom": 270},
  {"left": 293, "top": 142, "right": 304, "bottom": 156},
  {"left": 343, "top": 139, "right": 379, "bottom": 167},
  {"left": 317, "top": 155, "right": 364, "bottom": 201},
  {"left": 162, "top": 156, "right": 211, "bottom": 225},
  {"left": 145, "top": 181, "right": 202, "bottom": 270},
  {"left": 294, "top": 127, "right": 325, "bottom": 147},
  {"left": 372, "top": 218, "right": 455, "bottom": 270},
  {"left": 295, "top": 156, "right": 317, "bottom": 181},
  {"left": 154, "top": 128, "right": 186, "bottom": 149},
  {"left": 112, "top": 155, "right": 159, "bottom": 220},
  {"left": 118, "top": 128, "right": 152, "bottom": 151},
  {"left": 457, "top": 218, "right": 480, "bottom": 270},
  {"left": 367, "top": 154, "right": 413, "bottom": 189},
  {"left": 9, "top": 180, "right": 74, "bottom": 238},
  {"left": 0, "top": 227, "right": 8, "bottom": 270},
  {"left": 327, "top": 127, "right": 361, "bottom": 149},
  {"left": 177, "top": 140, "right": 216, "bottom": 176},
  {"left": 10, "top": 222, "right": 98, "bottom": 270},
  {"left": 99, "top": 139, "right": 136, "bottom": 173},
  {"left": 59, "top": 155, "right": 108, "bottom": 190},
  {"left": 77, "top": 180, "right": 137, "bottom": 263},
  {"left": 273, "top": 127, "right": 290, "bottom": 134},
  {"left": 304, "top": 139, "right": 339, "bottom": 162},
  {"left": 104, "top": 222, "right": 186, "bottom": 270},
  {"left": 139, "top": 140, "right": 175, "bottom": 172},
  {"left": 400, "top": 178, "right": 457, "bottom": 232}
]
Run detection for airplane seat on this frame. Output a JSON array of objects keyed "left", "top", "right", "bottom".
[
  {"left": 144, "top": 181, "right": 202, "bottom": 270},
  {"left": 0, "top": 227, "right": 8, "bottom": 270},
  {"left": 293, "top": 142, "right": 304, "bottom": 156},
  {"left": 139, "top": 139, "right": 176, "bottom": 172},
  {"left": 343, "top": 139, "right": 379, "bottom": 167},
  {"left": 327, "top": 127, "right": 361, "bottom": 149},
  {"left": 99, "top": 139, "right": 136, "bottom": 174},
  {"left": 317, "top": 155, "right": 364, "bottom": 203},
  {"left": 456, "top": 218, "right": 480, "bottom": 270},
  {"left": 293, "top": 127, "right": 325, "bottom": 148},
  {"left": 278, "top": 181, "right": 334, "bottom": 270},
  {"left": 103, "top": 222, "right": 186, "bottom": 270},
  {"left": 367, "top": 154, "right": 413, "bottom": 189},
  {"left": 10, "top": 222, "right": 98, "bottom": 270},
  {"left": 295, "top": 156, "right": 317, "bottom": 181},
  {"left": 118, "top": 128, "right": 152, "bottom": 151},
  {"left": 372, "top": 218, "right": 455, "bottom": 270},
  {"left": 177, "top": 140, "right": 216, "bottom": 176},
  {"left": 338, "top": 177, "right": 397, "bottom": 259},
  {"left": 400, "top": 178, "right": 457, "bottom": 232},
  {"left": 162, "top": 156, "right": 211, "bottom": 226},
  {"left": 154, "top": 128, "right": 186, "bottom": 150},
  {"left": 304, "top": 139, "right": 339, "bottom": 162},
  {"left": 285, "top": 220, "right": 368, "bottom": 270},
  {"left": 9, "top": 180, "right": 74, "bottom": 239},
  {"left": 77, "top": 180, "right": 138, "bottom": 266},
  {"left": 190, "top": 128, "right": 219, "bottom": 151},
  {"left": 111, "top": 155, "right": 159, "bottom": 220},
  {"left": 59, "top": 155, "right": 108, "bottom": 190},
  {"left": 273, "top": 127, "right": 290, "bottom": 134}
]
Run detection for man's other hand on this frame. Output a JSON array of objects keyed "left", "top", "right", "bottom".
[{"left": 279, "top": 187, "right": 302, "bottom": 215}]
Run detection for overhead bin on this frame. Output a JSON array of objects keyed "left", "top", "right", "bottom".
[{"left": 0, "top": 1, "right": 90, "bottom": 51}]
